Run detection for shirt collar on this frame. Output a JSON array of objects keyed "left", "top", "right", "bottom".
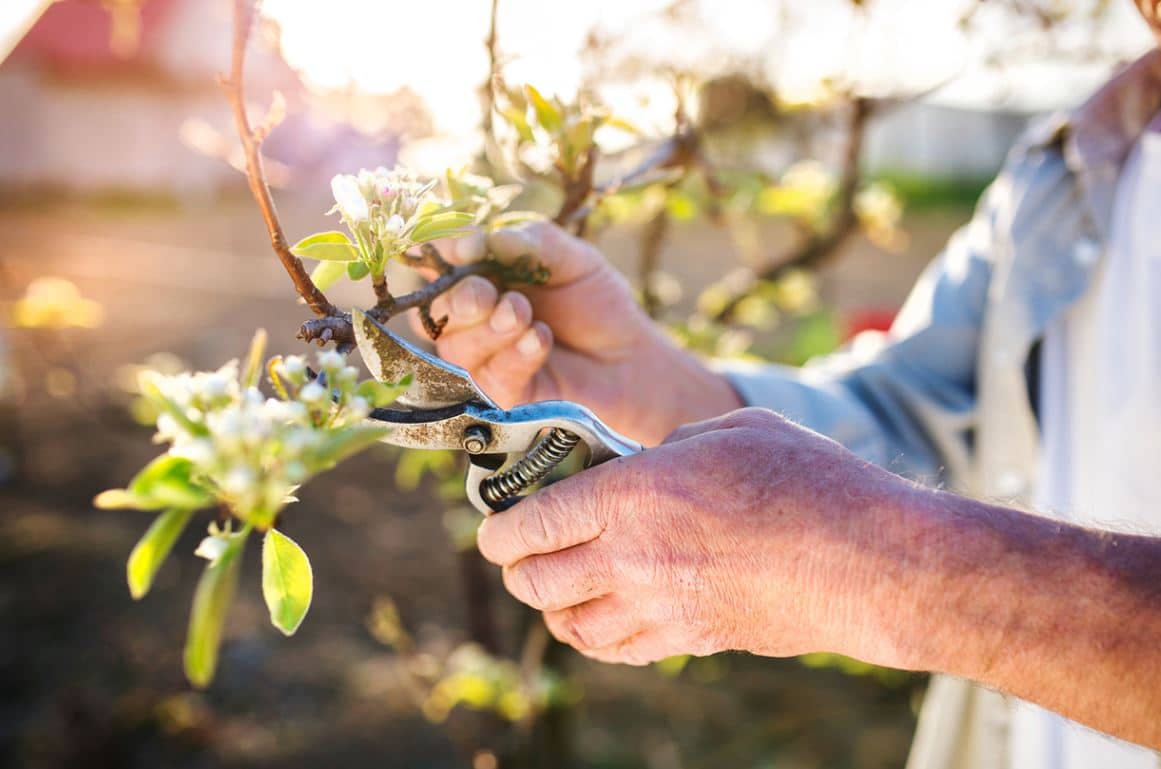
[{"left": 1031, "top": 48, "right": 1161, "bottom": 240}]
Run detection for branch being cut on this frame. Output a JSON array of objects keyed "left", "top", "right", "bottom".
[{"left": 298, "top": 257, "right": 548, "bottom": 348}]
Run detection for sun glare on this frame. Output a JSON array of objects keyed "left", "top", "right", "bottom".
[{"left": 261, "top": 0, "right": 1154, "bottom": 144}]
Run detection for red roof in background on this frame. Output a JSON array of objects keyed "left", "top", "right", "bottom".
[{"left": 9, "top": 0, "right": 181, "bottom": 73}]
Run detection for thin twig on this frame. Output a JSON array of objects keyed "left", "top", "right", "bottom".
[
  {"left": 371, "top": 273, "right": 394, "bottom": 311},
  {"left": 553, "top": 145, "right": 598, "bottom": 233},
  {"left": 638, "top": 205, "right": 670, "bottom": 319},
  {"left": 564, "top": 121, "right": 704, "bottom": 227},
  {"left": 714, "top": 96, "right": 875, "bottom": 323},
  {"left": 298, "top": 261, "right": 500, "bottom": 346},
  {"left": 480, "top": 0, "right": 500, "bottom": 142},
  {"left": 223, "top": 0, "right": 336, "bottom": 318}
]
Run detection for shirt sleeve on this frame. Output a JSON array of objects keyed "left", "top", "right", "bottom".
[{"left": 715, "top": 180, "right": 1005, "bottom": 487}]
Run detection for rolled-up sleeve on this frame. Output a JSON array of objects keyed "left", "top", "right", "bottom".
[{"left": 717, "top": 179, "right": 1005, "bottom": 486}]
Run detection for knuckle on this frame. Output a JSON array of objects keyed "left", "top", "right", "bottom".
[
  {"left": 729, "top": 406, "right": 779, "bottom": 431},
  {"left": 517, "top": 494, "right": 561, "bottom": 553},
  {"left": 548, "top": 608, "right": 594, "bottom": 650},
  {"left": 504, "top": 559, "right": 548, "bottom": 609}
]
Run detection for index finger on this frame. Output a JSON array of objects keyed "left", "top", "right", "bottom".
[
  {"left": 488, "top": 221, "right": 605, "bottom": 286},
  {"left": 476, "top": 474, "right": 611, "bottom": 567}
]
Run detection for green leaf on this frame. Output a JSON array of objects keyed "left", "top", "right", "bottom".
[
  {"left": 94, "top": 488, "right": 145, "bottom": 509},
  {"left": 501, "top": 107, "right": 535, "bottom": 143},
  {"left": 97, "top": 455, "right": 214, "bottom": 511},
  {"left": 184, "top": 526, "right": 249, "bottom": 688},
  {"left": 290, "top": 231, "right": 360, "bottom": 262},
  {"left": 409, "top": 212, "right": 474, "bottom": 244},
  {"left": 488, "top": 210, "right": 545, "bottom": 231},
  {"left": 241, "top": 329, "right": 267, "bottom": 389},
  {"left": 310, "top": 260, "right": 347, "bottom": 291},
  {"left": 347, "top": 261, "right": 370, "bottom": 280},
  {"left": 307, "top": 424, "right": 390, "bottom": 470},
  {"left": 603, "top": 115, "right": 641, "bottom": 135},
  {"left": 261, "top": 528, "right": 313, "bottom": 636},
  {"left": 131, "top": 455, "right": 213, "bottom": 509},
  {"left": 525, "top": 85, "right": 562, "bottom": 133},
  {"left": 356, "top": 375, "right": 411, "bottom": 408},
  {"left": 126, "top": 508, "right": 194, "bottom": 599}
]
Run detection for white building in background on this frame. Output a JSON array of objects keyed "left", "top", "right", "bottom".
[{"left": 864, "top": 101, "right": 1036, "bottom": 178}]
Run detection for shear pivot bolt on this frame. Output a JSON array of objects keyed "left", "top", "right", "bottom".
[{"left": 462, "top": 425, "right": 491, "bottom": 454}]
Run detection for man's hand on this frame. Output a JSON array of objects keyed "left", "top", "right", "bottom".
[
  {"left": 475, "top": 408, "right": 906, "bottom": 665},
  {"left": 419, "top": 221, "right": 742, "bottom": 446},
  {"left": 476, "top": 407, "right": 1161, "bottom": 749}
]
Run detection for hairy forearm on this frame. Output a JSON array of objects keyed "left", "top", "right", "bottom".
[{"left": 864, "top": 485, "right": 1161, "bottom": 748}]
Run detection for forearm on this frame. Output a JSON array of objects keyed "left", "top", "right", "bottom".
[{"left": 862, "top": 485, "right": 1161, "bottom": 748}]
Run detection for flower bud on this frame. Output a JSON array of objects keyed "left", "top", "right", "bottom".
[
  {"left": 385, "top": 214, "right": 406, "bottom": 236},
  {"left": 331, "top": 174, "right": 370, "bottom": 223},
  {"left": 317, "top": 350, "right": 345, "bottom": 371},
  {"left": 299, "top": 381, "right": 327, "bottom": 403},
  {"left": 221, "top": 465, "right": 256, "bottom": 496},
  {"left": 194, "top": 534, "right": 229, "bottom": 563}
]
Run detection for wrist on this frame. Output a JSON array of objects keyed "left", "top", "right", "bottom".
[
  {"left": 819, "top": 472, "right": 944, "bottom": 670},
  {"left": 633, "top": 330, "right": 743, "bottom": 444}
]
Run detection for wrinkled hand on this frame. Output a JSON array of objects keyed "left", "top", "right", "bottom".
[
  {"left": 476, "top": 408, "right": 911, "bottom": 666},
  {"left": 418, "top": 221, "right": 741, "bottom": 446}
]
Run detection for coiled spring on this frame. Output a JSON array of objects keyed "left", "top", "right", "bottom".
[{"left": 480, "top": 428, "right": 581, "bottom": 506}]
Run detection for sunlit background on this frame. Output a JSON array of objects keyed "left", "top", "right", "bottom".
[{"left": 0, "top": 2, "right": 1156, "bottom": 768}]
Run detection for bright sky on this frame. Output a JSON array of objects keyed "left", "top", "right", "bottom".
[{"left": 262, "top": 0, "right": 1155, "bottom": 147}]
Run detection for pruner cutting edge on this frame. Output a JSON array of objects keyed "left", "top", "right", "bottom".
[{"left": 352, "top": 309, "right": 642, "bottom": 515}]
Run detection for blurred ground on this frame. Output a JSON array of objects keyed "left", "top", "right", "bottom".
[{"left": 0, "top": 195, "right": 969, "bottom": 769}]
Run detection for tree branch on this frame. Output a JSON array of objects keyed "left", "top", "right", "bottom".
[
  {"left": 563, "top": 119, "right": 708, "bottom": 228},
  {"left": 714, "top": 96, "right": 874, "bottom": 323},
  {"left": 297, "top": 260, "right": 541, "bottom": 350},
  {"left": 223, "top": 0, "right": 337, "bottom": 319},
  {"left": 480, "top": 0, "right": 500, "bottom": 143}
]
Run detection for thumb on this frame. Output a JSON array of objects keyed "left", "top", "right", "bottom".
[
  {"left": 440, "top": 229, "right": 487, "bottom": 265},
  {"left": 488, "top": 220, "right": 605, "bottom": 286}
]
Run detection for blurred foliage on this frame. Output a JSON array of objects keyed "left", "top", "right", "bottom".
[
  {"left": 6, "top": 277, "right": 104, "bottom": 330},
  {"left": 872, "top": 172, "right": 992, "bottom": 212}
]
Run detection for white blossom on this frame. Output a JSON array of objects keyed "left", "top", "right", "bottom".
[
  {"left": 331, "top": 174, "right": 370, "bottom": 222},
  {"left": 384, "top": 214, "right": 406, "bottom": 236},
  {"left": 171, "top": 438, "right": 214, "bottom": 465},
  {"left": 317, "top": 349, "right": 345, "bottom": 371},
  {"left": 279, "top": 355, "right": 306, "bottom": 378},
  {"left": 298, "top": 381, "right": 327, "bottom": 403},
  {"left": 221, "top": 465, "right": 257, "bottom": 496},
  {"left": 194, "top": 534, "right": 229, "bottom": 563}
]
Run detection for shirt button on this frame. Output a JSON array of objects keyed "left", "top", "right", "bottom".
[
  {"left": 995, "top": 469, "right": 1026, "bottom": 497},
  {"left": 1072, "top": 237, "right": 1100, "bottom": 267}
]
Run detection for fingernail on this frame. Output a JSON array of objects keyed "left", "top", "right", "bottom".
[
  {"left": 450, "top": 280, "right": 483, "bottom": 320},
  {"left": 451, "top": 230, "right": 485, "bottom": 264},
  {"left": 490, "top": 298, "right": 519, "bottom": 334},
  {"left": 517, "top": 328, "right": 542, "bottom": 357},
  {"left": 494, "top": 225, "right": 540, "bottom": 254}
]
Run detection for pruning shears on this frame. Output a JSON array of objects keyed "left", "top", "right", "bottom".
[{"left": 353, "top": 310, "right": 641, "bottom": 515}]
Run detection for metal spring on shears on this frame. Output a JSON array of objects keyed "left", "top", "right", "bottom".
[{"left": 480, "top": 428, "right": 581, "bottom": 506}]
